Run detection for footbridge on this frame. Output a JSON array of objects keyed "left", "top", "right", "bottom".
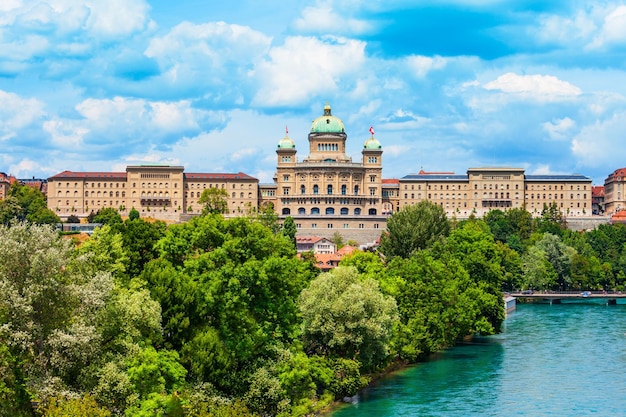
[{"left": 508, "top": 290, "right": 626, "bottom": 305}]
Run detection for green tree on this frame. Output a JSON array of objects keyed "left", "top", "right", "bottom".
[
  {"left": 380, "top": 200, "right": 450, "bottom": 258},
  {"left": 282, "top": 216, "right": 297, "bottom": 247},
  {"left": 534, "top": 233, "right": 575, "bottom": 289},
  {"left": 128, "top": 207, "right": 140, "bottom": 220},
  {"left": 198, "top": 188, "right": 229, "bottom": 215},
  {"left": 43, "top": 394, "right": 111, "bottom": 417},
  {"left": 298, "top": 266, "right": 398, "bottom": 372},
  {"left": 92, "top": 207, "right": 123, "bottom": 225},
  {"left": 0, "top": 222, "right": 114, "bottom": 405}
]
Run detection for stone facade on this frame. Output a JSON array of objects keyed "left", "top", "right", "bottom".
[
  {"left": 47, "top": 166, "right": 258, "bottom": 219},
  {"left": 604, "top": 168, "right": 626, "bottom": 215}
]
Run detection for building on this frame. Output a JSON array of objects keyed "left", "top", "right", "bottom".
[
  {"left": 262, "top": 103, "right": 386, "bottom": 243},
  {"left": 396, "top": 168, "right": 592, "bottom": 218},
  {"left": 44, "top": 103, "right": 596, "bottom": 238},
  {"left": 47, "top": 166, "right": 258, "bottom": 220},
  {"left": 296, "top": 236, "right": 336, "bottom": 254},
  {"left": 592, "top": 186, "right": 605, "bottom": 215},
  {"left": 603, "top": 168, "right": 626, "bottom": 215},
  {"left": 0, "top": 172, "right": 15, "bottom": 201}
]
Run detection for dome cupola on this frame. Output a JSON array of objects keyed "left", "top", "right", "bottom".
[{"left": 310, "top": 103, "right": 345, "bottom": 134}]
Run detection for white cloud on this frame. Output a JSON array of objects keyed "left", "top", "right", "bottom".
[
  {"left": 536, "top": 10, "right": 597, "bottom": 46},
  {"left": 405, "top": 55, "right": 447, "bottom": 78},
  {"left": 292, "top": 4, "right": 372, "bottom": 35},
  {"left": 84, "top": 0, "right": 152, "bottom": 39},
  {"left": 588, "top": 5, "right": 626, "bottom": 48},
  {"left": 0, "top": 90, "right": 45, "bottom": 140},
  {"left": 483, "top": 73, "right": 582, "bottom": 101},
  {"left": 543, "top": 117, "right": 576, "bottom": 140},
  {"left": 230, "top": 147, "right": 258, "bottom": 161},
  {"left": 252, "top": 35, "right": 366, "bottom": 107},
  {"left": 571, "top": 111, "right": 626, "bottom": 168}
]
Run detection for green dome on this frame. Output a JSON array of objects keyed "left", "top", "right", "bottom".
[
  {"left": 277, "top": 135, "right": 296, "bottom": 149},
  {"left": 310, "top": 103, "right": 345, "bottom": 133},
  {"left": 364, "top": 137, "right": 382, "bottom": 149}
]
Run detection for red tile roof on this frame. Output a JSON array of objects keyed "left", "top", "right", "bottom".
[
  {"left": 592, "top": 186, "right": 605, "bottom": 197},
  {"left": 49, "top": 170, "right": 127, "bottom": 179},
  {"left": 382, "top": 178, "right": 399, "bottom": 184},
  {"left": 184, "top": 172, "right": 257, "bottom": 180},
  {"left": 418, "top": 169, "right": 455, "bottom": 175}
]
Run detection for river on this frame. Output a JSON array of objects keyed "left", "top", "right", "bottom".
[{"left": 332, "top": 301, "right": 626, "bottom": 416}]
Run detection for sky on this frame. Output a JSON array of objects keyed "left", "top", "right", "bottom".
[{"left": 1, "top": 0, "right": 626, "bottom": 185}]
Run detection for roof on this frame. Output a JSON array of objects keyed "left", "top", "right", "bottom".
[
  {"left": 401, "top": 174, "right": 468, "bottom": 181},
  {"left": 525, "top": 174, "right": 591, "bottom": 181},
  {"left": 184, "top": 172, "right": 257, "bottom": 181},
  {"left": 382, "top": 178, "right": 399, "bottom": 184},
  {"left": 418, "top": 169, "right": 455, "bottom": 175},
  {"left": 310, "top": 103, "right": 345, "bottom": 134},
  {"left": 49, "top": 171, "right": 127, "bottom": 179},
  {"left": 296, "top": 236, "right": 327, "bottom": 244},
  {"left": 592, "top": 186, "right": 605, "bottom": 197}
]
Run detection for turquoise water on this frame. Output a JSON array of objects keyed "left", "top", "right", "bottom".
[{"left": 332, "top": 302, "right": 626, "bottom": 416}]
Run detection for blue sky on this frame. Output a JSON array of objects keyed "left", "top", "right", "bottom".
[{"left": 2, "top": 0, "right": 626, "bottom": 185}]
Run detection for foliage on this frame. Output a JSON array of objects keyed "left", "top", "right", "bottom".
[
  {"left": 282, "top": 216, "right": 297, "bottom": 246},
  {"left": 43, "top": 395, "right": 111, "bottom": 417},
  {"left": 66, "top": 214, "right": 80, "bottom": 223},
  {"left": 0, "top": 182, "right": 60, "bottom": 225},
  {"left": 380, "top": 200, "right": 450, "bottom": 258},
  {"left": 129, "top": 207, "right": 140, "bottom": 220},
  {"left": 298, "top": 266, "right": 398, "bottom": 372},
  {"left": 92, "top": 207, "right": 123, "bottom": 225},
  {"left": 199, "top": 188, "right": 229, "bottom": 215}
]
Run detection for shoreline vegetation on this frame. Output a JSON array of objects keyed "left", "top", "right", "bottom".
[{"left": 2, "top": 183, "right": 626, "bottom": 416}]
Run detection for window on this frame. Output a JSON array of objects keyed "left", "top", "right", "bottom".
[
  {"left": 327, "top": 185, "right": 333, "bottom": 195},
  {"left": 354, "top": 185, "right": 359, "bottom": 195},
  {"left": 282, "top": 208, "right": 291, "bottom": 215},
  {"left": 311, "top": 207, "right": 320, "bottom": 215},
  {"left": 327, "top": 224, "right": 333, "bottom": 228},
  {"left": 298, "top": 207, "right": 306, "bottom": 215},
  {"left": 312, "top": 223, "right": 317, "bottom": 228},
  {"left": 326, "top": 207, "right": 335, "bottom": 215},
  {"left": 283, "top": 175, "right": 289, "bottom": 181},
  {"left": 340, "top": 207, "right": 349, "bottom": 215},
  {"left": 301, "top": 185, "right": 306, "bottom": 194},
  {"left": 354, "top": 208, "right": 361, "bottom": 215},
  {"left": 369, "top": 208, "right": 377, "bottom": 215},
  {"left": 370, "top": 175, "right": 376, "bottom": 183},
  {"left": 313, "top": 185, "right": 319, "bottom": 195},
  {"left": 341, "top": 184, "right": 346, "bottom": 195}
]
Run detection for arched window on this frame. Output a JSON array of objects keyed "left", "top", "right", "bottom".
[
  {"left": 341, "top": 184, "right": 346, "bottom": 195},
  {"left": 313, "top": 185, "right": 319, "bottom": 195},
  {"left": 311, "top": 207, "right": 320, "bottom": 215},
  {"left": 354, "top": 185, "right": 359, "bottom": 195},
  {"left": 340, "top": 207, "right": 349, "bottom": 215},
  {"left": 354, "top": 208, "right": 361, "bottom": 215},
  {"left": 301, "top": 185, "right": 306, "bottom": 194},
  {"left": 369, "top": 208, "right": 377, "bottom": 215},
  {"left": 327, "top": 185, "right": 333, "bottom": 195},
  {"left": 326, "top": 207, "right": 335, "bottom": 215},
  {"left": 282, "top": 208, "right": 291, "bottom": 215},
  {"left": 298, "top": 207, "right": 306, "bottom": 215}
]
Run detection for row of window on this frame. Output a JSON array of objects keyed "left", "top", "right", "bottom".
[
  {"left": 299, "top": 223, "right": 381, "bottom": 229},
  {"left": 281, "top": 207, "right": 378, "bottom": 215}
]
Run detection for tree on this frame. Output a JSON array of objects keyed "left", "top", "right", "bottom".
[
  {"left": 66, "top": 214, "right": 80, "bottom": 223},
  {"left": 91, "top": 207, "right": 123, "bottom": 225},
  {"left": 0, "top": 222, "right": 114, "bottom": 405},
  {"left": 298, "top": 266, "right": 398, "bottom": 372},
  {"left": 198, "top": 188, "right": 229, "bottom": 215},
  {"left": 282, "top": 216, "right": 297, "bottom": 247},
  {"left": 128, "top": 207, "right": 140, "bottom": 220},
  {"left": 380, "top": 200, "right": 450, "bottom": 258}
]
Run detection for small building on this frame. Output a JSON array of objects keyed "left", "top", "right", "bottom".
[
  {"left": 296, "top": 236, "right": 336, "bottom": 254},
  {"left": 313, "top": 245, "right": 357, "bottom": 272},
  {"left": 592, "top": 186, "right": 605, "bottom": 215}
]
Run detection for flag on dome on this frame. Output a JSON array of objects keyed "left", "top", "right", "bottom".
[{"left": 369, "top": 126, "right": 375, "bottom": 136}]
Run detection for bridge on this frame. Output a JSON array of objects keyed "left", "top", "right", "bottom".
[{"left": 508, "top": 290, "right": 626, "bottom": 305}]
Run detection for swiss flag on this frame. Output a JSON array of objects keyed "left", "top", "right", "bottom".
[{"left": 369, "top": 126, "right": 375, "bottom": 135}]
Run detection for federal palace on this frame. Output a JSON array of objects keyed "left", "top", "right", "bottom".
[{"left": 44, "top": 103, "right": 601, "bottom": 241}]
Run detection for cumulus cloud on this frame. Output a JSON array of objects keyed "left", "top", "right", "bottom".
[
  {"left": 0, "top": 90, "right": 46, "bottom": 141},
  {"left": 292, "top": 4, "right": 372, "bottom": 35},
  {"left": 589, "top": 5, "right": 626, "bottom": 48},
  {"left": 44, "top": 97, "right": 227, "bottom": 155},
  {"left": 405, "top": 55, "right": 447, "bottom": 78},
  {"left": 543, "top": 117, "right": 576, "bottom": 140},
  {"left": 145, "top": 21, "right": 271, "bottom": 96},
  {"left": 571, "top": 111, "right": 626, "bottom": 168},
  {"left": 380, "top": 109, "right": 428, "bottom": 130},
  {"left": 483, "top": 73, "right": 582, "bottom": 101},
  {"left": 252, "top": 35, "right": 366, "bottom": 107}
]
